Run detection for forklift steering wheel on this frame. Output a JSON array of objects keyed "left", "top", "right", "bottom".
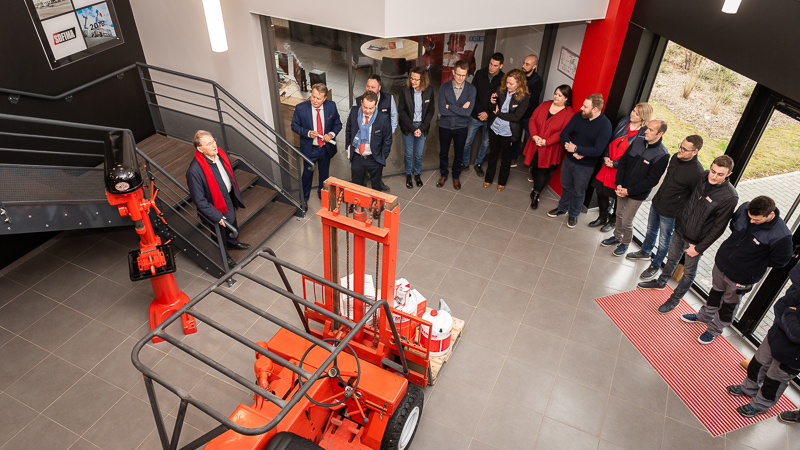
[{"left": 298, "top": 338, "right": 362, "bottom": 408}]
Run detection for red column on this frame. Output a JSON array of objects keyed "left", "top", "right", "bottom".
[{"left": 550, "top": 0, "right": 636, "bottom": 195}]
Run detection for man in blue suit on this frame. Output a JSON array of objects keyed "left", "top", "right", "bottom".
[
  {"left": 290, "top": 83, "right": 342, "bottom": 202},
  {"left": 186, "top": 131, "right": 249, "bottom": 266},
  {"left": 345, "top": 91, "right": 392, "bottom": 191}
]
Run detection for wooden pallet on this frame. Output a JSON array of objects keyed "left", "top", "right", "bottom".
[{"left": 427, "top": 313, "right": 465, "bottom": 386}]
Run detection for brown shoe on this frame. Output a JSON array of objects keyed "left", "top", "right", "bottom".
[
  {"left": 497, "top": 185, "right": 505, "bottom": 192},
  {"left": 436, "top": 176, "right": 447, "bottom": 188},
  {"left": 483, "top": 182, "right": 491, "bottom": 188},
  {"left": 453, "top": 178, "right": 461, "bottom": 190}
]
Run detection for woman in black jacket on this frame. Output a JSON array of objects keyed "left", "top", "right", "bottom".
[
  {"left": 483, "top": 69, "right": 529, "bottom": 191},
  {"left": 398, "top": 67, "right": 436, "bottom": 189}
]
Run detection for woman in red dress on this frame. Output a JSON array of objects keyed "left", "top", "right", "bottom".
[
  {"left": 523, "top": 85, "right": 574, "bottom": 209},
  {"left": 587, "top": 102, "right": 653, "bottom": 231}
]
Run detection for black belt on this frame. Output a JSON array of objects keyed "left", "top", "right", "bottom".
[{"left": 355, "top": 153, "right": 374, "bottom": 160}]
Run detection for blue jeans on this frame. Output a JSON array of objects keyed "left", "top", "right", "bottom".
[
  {"left": 462, "top": 117, "right": 489, "bottom": 166},
  {"left": 640, "top": 205, "right": 677, "bottom": 268},
  {"left": 557, "top": 158, "right": 594, "bottom": 218},
  {"left": 402, "top": 124, "right": 425, "bottom": 175}
]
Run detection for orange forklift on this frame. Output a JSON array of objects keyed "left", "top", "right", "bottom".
[{"left": 127, "top": 172, "right": 438, "bottom": 449}]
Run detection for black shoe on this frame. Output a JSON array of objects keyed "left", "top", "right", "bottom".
[
  {"left": 529, "top": 191, "right": 540, "bottom": 210},
  {"left": 588, "top": 214, "right": 608, "bottom": 228},
  {"left": 381, "top": 181, "right": 390, "bottom": 192},
  {"left": 461, "top": 164, "right": 471, "bottom": 173},
  {"left": 657, "top": 298, "right": 680, "bottom": 314},
  {"left": 226, "top": 256, "right": 236, "bottom": 268},
  {"left": 475, "top": 164, "right": 485, "bottom": 177},
  {"left": 639, "top": 264, "right": 660, "bottom": 280},
  {"left": 415, "top": 174, "right": 423, "bottom": 187},
  {"left": 228, "top": 242, "right": 251, "bottom": 251},
  {"left": 600, "top": 220, "right": 616, "bottom": 233},
  {"left": 626, "top": 250, "right": 651, "bottom": 260},
  {"left": 638, "top": 280, "right": 666, "bottom": 290},
  {"left": 567, "top": 216, "right": 578, "bottom": 228},
  {"left": 406, "top": 175, "right": 414, "bottom": 189},
  {"left": 778, "top": 410, "right": 800, "bottom": 424},
  {"left": 547, "top": 208, "right": 566, "bottom": 218}
]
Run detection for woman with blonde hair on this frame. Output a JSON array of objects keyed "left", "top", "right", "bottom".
[
  {"left": 398, "top": 67, "right": 436, "bottom": 188},
  {"left": 588, "top": 102, "right": 653, "bottom": 231},
  {"left": 483, "top": 69, "right": 530, "bottom": 191}
]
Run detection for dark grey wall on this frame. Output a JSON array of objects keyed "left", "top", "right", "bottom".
[
  {"left": 630, "top": 0, "right": 800, "bottom": 103},
  {"left": 0, "top": 0, "right": 154, "bottom": 143}
]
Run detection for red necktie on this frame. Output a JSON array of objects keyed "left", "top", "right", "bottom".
[
  {"left": 315, "top": 108, "right": 324, "bottom": 147},
  {"left": 359, "top": 115, "right": 368, "bottom": 155}
]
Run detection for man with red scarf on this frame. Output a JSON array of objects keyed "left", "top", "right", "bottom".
[{"left": 186, "top": 131, "right": 250, "bottom": 259}]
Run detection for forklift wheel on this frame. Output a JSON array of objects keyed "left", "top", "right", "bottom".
[
  {"left": 380, "top": 384, "right": 424, "bottom": 450},
  {"left": 265, "top": 431, "right": 323, "bottom": 450}
]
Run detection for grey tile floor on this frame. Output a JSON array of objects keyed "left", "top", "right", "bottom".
[{"left": 0, "top": 165, "right": 799, "bottom": 450}]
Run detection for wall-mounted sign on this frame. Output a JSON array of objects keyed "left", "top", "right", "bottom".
[
  {"left": 24, "top": 0, "right": 124, "bottom": 69},
  {"left": 557, "top": 46, "right": 579, "bottom": 80}
]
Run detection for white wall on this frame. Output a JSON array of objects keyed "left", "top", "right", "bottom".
[
  {"left": 543, "top": 22, "right": 587, "bottom": 103},
  {"left": 495, "top": 25, "right": 546, "bottom": 71},
  {"left": 130, "top": 0, "right": 605, "bottom": 129}
]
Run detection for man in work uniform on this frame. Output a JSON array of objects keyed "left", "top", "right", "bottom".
[
  {"left": 682, "top": 196, "right": 792, "bottom": 344},
  {"left": 638, "top": 155, "right": 739, "bottom": 314}
]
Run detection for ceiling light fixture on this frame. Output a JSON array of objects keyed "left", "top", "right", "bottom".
[
  {"left": 722, "top": 0, "right": 742, "bottom": 14},
  {"left": 202, "top": 0, "right": 228, "bottom": 52}
]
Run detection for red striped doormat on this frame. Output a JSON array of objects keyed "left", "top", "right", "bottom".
[{"left": 595, "top": 287, "right": 796, "bottom": 436}]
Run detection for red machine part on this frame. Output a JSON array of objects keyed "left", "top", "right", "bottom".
[{"left": 106, "top": 186, "right": 196, "bottom": 342}]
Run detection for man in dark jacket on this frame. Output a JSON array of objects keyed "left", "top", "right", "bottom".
[
  {"left": 511, "top": 54, "right": 543, "bottom": 165},
  {"left": 186, "top": 131, "right": 250, "bottom": 267},
  {"left": 725, "top": 289, "right": 800, "bottom": 418},
  {"left": 345, "top": 92, "right": 392, "bottom": 191},
  {"left": 682, "top": 196, "right": 792, "bottom": 344},
  {"left": 548, "top": 93, "right": 612, "bottom": 228},
  {"left": 600, "top": 120, "right": 669, "bottom": 257},
  {"left": 627, "top": 135, "right": 705, "bottom": 280},
  {"left": 638, "top": 155, "right": 739, "bottom": 314},
  {"left": 462, "top": 53, "right": 503, "bottom": 177},
  {"left": 437, "top": 60, "right": 476, "bottom": 190}
]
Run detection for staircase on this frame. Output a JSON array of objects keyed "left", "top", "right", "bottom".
[{"left": 0, "top": 62, "right": 314, "bottom": 279}]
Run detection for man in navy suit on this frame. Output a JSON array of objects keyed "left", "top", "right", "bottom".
[
  {"left": 290, "top": 83, "right": 342, "bottom": 202},
  {"left": 186, "top": 131, "right": 250, "bottom": 265},
  {"left": 345, "top": 91, "right": 392, "bottom": 191}
]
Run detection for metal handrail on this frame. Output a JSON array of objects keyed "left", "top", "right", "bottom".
[{"left": 0, "top": 64, "right": 137, "bottom": 101}]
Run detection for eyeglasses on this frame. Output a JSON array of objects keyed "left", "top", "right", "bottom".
[
  {"left": 201, "top": 139, "right": 216, "bottom": 147},
  {"left": 410, "top": 77, "right": 421, "bottom": 82},
  {"left": 677, "top": 145, "right": 694, "bottom": 153}
]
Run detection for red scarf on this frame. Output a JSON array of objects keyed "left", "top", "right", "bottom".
[{"left": 194, "top": 148, "right": 238, "bottom": 214}]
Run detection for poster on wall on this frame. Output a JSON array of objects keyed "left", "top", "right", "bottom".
[
  {"left": 441, "top": 31, "right": 484, "bottom": 84},
  {"left": 557, "top": 47, "right": 579, "bottom": 80},
  {"left": 24, "top": 0, "right": 124, "bottom": 69}
]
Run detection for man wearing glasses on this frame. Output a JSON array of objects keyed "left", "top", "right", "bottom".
[
  {"left": 186, "top": 130, "right": 250, "bottom": 266},
  {"left": 437, "top": 60, "right": 476, "bottom": 190},
  {"left": 626, "top": 135, "right": 705, "bottom": 280}
]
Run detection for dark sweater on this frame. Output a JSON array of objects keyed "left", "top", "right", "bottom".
[
  {"left": 675, "top": 172, "right": 738, "bottom": 254},
  {"left": 768, "top": 290, "right": 800, "bottom": 370},
  {"left": 522, "top": 71, "right": 543, "bottom": 120},
  {"left": 559, "top": 113, "right": 613, "bottom": 167},
  {"left": 651, "top": 153, "right": 705, "bottom": 218},
  {"left": 614, "top": 136, "right": 669, "bottom": 200},
  {"left": 470, "top": 67, "right": 504, "bottom": 120},
  {"left": 715, "top": 204, "right": 793, "bottom": 284},
  {"left": 438, "top": 81, "right": 477, "bottom": 130}
]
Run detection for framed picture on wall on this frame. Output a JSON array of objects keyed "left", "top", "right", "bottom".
[
  {"left": 557, "top": 47, "right": 579, "bottom": 80},
  {"left": 24, "top": 0, "right": 125, "bottom": 69}
]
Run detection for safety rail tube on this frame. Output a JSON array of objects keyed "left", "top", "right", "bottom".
[
  {"left": 131, "top": 248, "right": 410, "bottom": 438},
  {"left": 0, "top": 64, "right": 137, "bottom": 101}
]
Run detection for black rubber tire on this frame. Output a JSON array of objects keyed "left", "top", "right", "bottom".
[
  {"left": 380, "top": 384, "right": 424, "bottom": 450},
  {"left": 265, "top": 431, "right": 323, "bottom": 450}
]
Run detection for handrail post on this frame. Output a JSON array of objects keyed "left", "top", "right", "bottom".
[
  {"left": 296, "top": 150, "right": 307, "bottom": 212},
  {"left": 213, "top": 86, "right": 230, "bottom": 155}
]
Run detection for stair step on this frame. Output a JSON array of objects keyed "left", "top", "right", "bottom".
[
  {"left": 238, "top": 185, "right": 278, "bottom": 225},
  {"left": 235, "top": 170, "right": 258, "bottom": 190},
  {"left": 227, "top": 200, "right": 297, "bottom": 260}
]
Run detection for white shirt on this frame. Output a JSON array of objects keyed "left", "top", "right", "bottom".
[
  {"left": 360, "top": 114, "right": 374, "bottom": 156},
  {"left": 308, "top": 105, "right": 336, "bottom": 144},
  {"left": 210, "top": 156, "right": 232, "bottom": 192}
]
